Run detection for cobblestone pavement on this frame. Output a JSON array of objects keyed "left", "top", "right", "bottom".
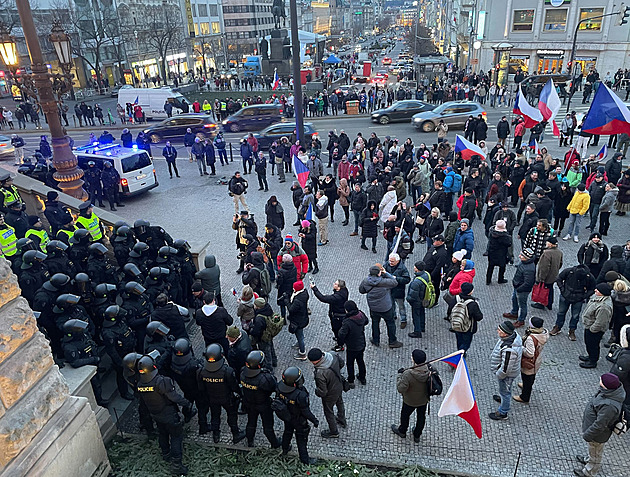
[{"left": 113, "top": 146, "right": 630, "bottom": 477}]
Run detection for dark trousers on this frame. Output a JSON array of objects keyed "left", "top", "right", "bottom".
[
  {"left": 166, "top": 159, "right": 179, "bottom": 177},
  {"left": 361, "top": 235, "right": 377, "bottom": 249},
  {"left": 411, "top": 305, "right": 425, "bottom": 333},
  {"left": 138, "top": 396, "right": 154, "bottom": 431},
  {"left": 156, "top": 420, "right": 184, "bottom": 460},
  {"left": 257, "top": 173, "right": 268, "bottom": 190},
  {"left": 584, "top": 329, "right": 605, "bottom": 364},
  {"left": 282, "top": 422, "right": 310, "bottom": 463},
  {"left": 105, "top": 186, "right": 121, "bottom": 209},
  {"left": 341, "top": 205, "right": 349, "bottom": 223},
  {"left": 513, "top": 135, "right": 523, "bottom": 149},
  {"left": 554, "top": 215, "right": 567, "bottom": 233},
  {"left": 88, "top": 185, "right": 103, "bottom": 205},
  {"left": 330, "top": 314, "right": 343, "bottom": 340},
  {"left": 370, "top": 307, "right": 397, "bottom": 345},
  {"left": 486, "top": 264, "right": 506, "bottom": 283},
  {"left": 455, "top": 330, "right": 474, "bottom": 352},
  {"left": 398, "top": 403, "right": 427, "bottom": 438},
  {"left": 345, "top": 349, "right": 366, "bottom": 383},
  {"left": 599, "top": 211, "right": 611, "bottom": 235},
  {"left": 218, "top": 149, "right": 227, "bottom": 164},
  {"left": 201, "top": 401, "right": 239, "bottom": 434},
  {"left": 322, "top": 394, "right": 345, "bottom": 434},
  {"left": 520, "top": 372, "right": 536, "bottom": 402},
  {"left": 353, "top": 210, "right": 360, "bottom": 233},
  {"left": 204, "top": 336, "right": 230, "bottom": 356},
  {"left": 245, "top": 404, "right": 278, "bottom": 446}
]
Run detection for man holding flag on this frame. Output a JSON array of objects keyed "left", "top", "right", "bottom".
[{"left": 392, "top": 349, "right": 430, "bottom": 443}]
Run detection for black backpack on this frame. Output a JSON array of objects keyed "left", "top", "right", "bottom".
[{"left": 427, "top": 364, "right": 443, "bottom": 397}]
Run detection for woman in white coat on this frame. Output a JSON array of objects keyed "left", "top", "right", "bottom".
[{"left": 379, "top": 185, "right": 398, "bottom": 223}]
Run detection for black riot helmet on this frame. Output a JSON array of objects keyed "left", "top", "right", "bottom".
[
  {"left": 69, "top": 228, "right": 90, "bottom": 245},
  {"left": 278, "top": 366, "right": 304, "bottom": 393},
  {"left": 137, "top": 355, "right": 158, "bottom": 383},
  {"left": 125, "top": 280, "right": 146, "bottom": 296},
  {"left": 122, "top": 263, "right": 143, "bottom": 280},
  {"left": 94, "top": 283, "right": 116, "bottom": 299},
  {"left": 88, "top": 242, "right": 108, "bottom": 255},
  {"left": 122, "top": 352, "right": 143, "bottom": 370},
  {"left": 203, "top": 343, "right": 224, "bottom": 372},
  {"left": 156, "top": 246, "right": 177, "bottom": 263},
  {"left": 54, "top": 293, "right": 80, "bottom": 313},
  {"left": 146, "top": 321, "right": 170, "bottom": 337},
  {"left": 173, "top": 239, "right": 190, "bottom": 251},
  {"left": 21, "top": 250, "right": 47, "bottom": 269},
  {"left": 243, "top": 350, "right": 265, "bottom": 378},
  {"left": 129, "top": 241, "right": 149, "bottom": 258},
  {"left": 113, "top": 220, "right": 130, "bottom": 233},
  {"left": 62, "top": 318, "right": 89, "bottom": 336},
  {"left": 114, "top": 225, "right": 131, "bottom": 242},
  {"left": 173, "top": 338, "right": 191, "bottom": 356},
  {"left": 43, "top": 273, "right": 70, "bottom": 292},
  {"left": 46, "top": 240, "right": 68, "bottom": 256},
  {"left": 133, "top": 219, "right": 150, "bottom": 235},
  {"left": 148, "top": 267, "right": 170, "bottom": 280},
  {"left": 104, "top": 305, "right": 126, "bottom": 323},
  {"left": 73, "top": 272, "right": 91, "bottom": 293},
  {"left": 16, "top": 237, "right": 36, "bottom": 253}
]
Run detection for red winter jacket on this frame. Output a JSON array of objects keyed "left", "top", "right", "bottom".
[
  {"left": 276, "top": 243, "right": 309, "bottom": 279},
  {"left": 449, "top": 268, "right": 476, "bottom": 296}
]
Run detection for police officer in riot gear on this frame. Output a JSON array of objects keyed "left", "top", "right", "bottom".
[
  {"left": 87, "top": 243, "right": 118, "bottom": 284},
  {"left": 156, "top": 246, "right": 183, "bottom": 304},
  {"left": 92, "top": 283, "right": 117, "bottom": 336},
  {"left": 275, "top": 366, "right": 319, "bottom": 465},
  {"left": 12, "top": 237, "right": 36, "bottom": 274},
  {"left": 144, "top": 267, "right": 171, "bottom": 303},
  {"left": 240, "top": 350, "right": 280, "bottom": 448},
  {"left": 72, "top": 272, "right": 95, "bottom": 310},
  {"left": 122, "top": 351, "right": 155, "bottom": 436},
  {"left": 173, "top": 239, "right": 197, "bottom": 307},
  {"left": 128, "top": 241, "right": 151, "bottom": 275},
  {"left": 68, "top": 229, "right": 91, "bottom": 272},
  {"left": 53, "top": 293, "right": 95, "bottom": 336},
  {"left": 196, "top": 344, "right": 246, "bottom": 443},
  {"left": 101, "top": 305, "right": 136, "bottom": 400},
  {"left": 121, "top": 281, "right": 153, "bottom": 351},
  {"left": 32, "top": 273, "right": 71, "bottom": 356},
  {"left": 61, "top": 319, "right": 109, "bottom": 407},
  {"left": 133, "top": 219, "right": 173, "bottom": 259},
  {"left": 136, "top": 354, "right": 193, "bottom": 475},
  {"left": 19, "top": 250, "right": 49, "bottom": 304},
  {"left": 144, "top": 321, "right": 175, "bottom": 368},
  {"left": 113, "top": 225, "right": 135, "bottom": 267},
  {"left": 119, "top": 263, "right": 145, "bottom": 295},
  {"left": 45, "top": 240, "right": 76, "bottom": 276},
  {"left": 164, "top": 339, "right": 199, "bottom": 425}
]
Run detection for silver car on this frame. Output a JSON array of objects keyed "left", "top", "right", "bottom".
[
  {"left": 412, "top": 101, "right": 487, "bottom": 132},
  {"left": 0, "top": 136, "right": 15, "bottom": 161}
]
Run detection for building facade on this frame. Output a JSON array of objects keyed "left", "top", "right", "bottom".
[
  {"left": 182, "top": 0, "right": 227, "bottom": 73},
  {"left": 221, "top": 0, "right": 275, "bottom": 59}
]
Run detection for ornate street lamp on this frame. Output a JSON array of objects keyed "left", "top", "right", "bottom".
[
  {"left": 49, "top": 22, "right": 75, "bottom": 100},
  {"left": 0, "top": 30, "right": 18, "bottom": 69}
]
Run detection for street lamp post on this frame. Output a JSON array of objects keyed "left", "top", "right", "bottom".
[
  {"left": 49, "top": 22, "right": 75, "bottom": 101},
  {"left": 289, "top": 0, "right": 304, "bottom": 143},
  {"left": 9, "top": 0, "right": 87, "bottom": 199}
]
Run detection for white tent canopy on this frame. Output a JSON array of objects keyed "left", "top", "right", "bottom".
[{"left": 263, "top": 30, "right": 326, "bottom": 63}]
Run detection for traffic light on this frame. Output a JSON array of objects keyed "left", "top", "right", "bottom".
[{"left": 619, "top": 3, "right": 630, "bottom": 25}]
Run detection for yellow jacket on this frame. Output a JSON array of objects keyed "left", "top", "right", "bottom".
[{"left": 567, "top": 190, "right": 590, "bottom": 215}]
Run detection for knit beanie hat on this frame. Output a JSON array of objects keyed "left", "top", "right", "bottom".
[
  {"left": 344, "top": 300, "right": 359, "bottom": 313},
  {"left": 529, "top": 316, "right": 544, "bottom": 329},
  {"left": 412, "top": 349, "right": 426, "bottom": 365},
  {"left": 369, "top": 265, "right": 381, "bottom": 276},
  {"left": 282, "top": 253, "right": 293, "bottom": 263},
  {"left": 301, "top": 220, "right": 310, "bottom": 228},
  {"left": 284, "top": 234, "right": 293, "bottom": 242},
  {"left": 227, "top": 326, "right": 241, "bottom": 339},
  {"left": 521, "top": 248, "right": 535, "bottom": 260},
  {"left": 307, "top": 348, "right": 323, "bottom": 362},
  {"left": 596, "top": 283, "right": 612, "bottom": 296},
  {"left": 499, "top": 320, "right": 515, "bottom": 335},
  {"left": 601, "top": 373, "right": 621, "bottom": 390},
  {"left": 452, "top": 250, "right": 467, "bottom": 261},
  {"left": 293, "top": 280, "right": 304, "bottom": 292},
  {"left": 460, "top": 282, "right": 474, "bottom": 295},
  {"left": 254, "top": 297, "right": 266, "bottom": 308}
]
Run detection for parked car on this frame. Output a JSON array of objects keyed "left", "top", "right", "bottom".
[
  {"left": 412, "top": 101, "right": 486, "bottom": 132},
  {"left": 222, "top": 104, "right": 284, "bottom": 133},
  {"left": 371, "top": 100, "right": 434, "bottom": 124},
  {"left": 246, "top": 122, "right": 317, "bottom": 150},
  {"left": 143, "top": 113, "right": 218, "bottom": 143},
  {"left": 0, "top": 135, "right": 16, "bottom": 160}
]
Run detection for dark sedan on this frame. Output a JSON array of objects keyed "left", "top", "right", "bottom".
[
  {"left": 370, "top": 100, "right": 434, "bottom": 124},
  {"left": 247, "top": 122, "right": 317, "bottom": 150},
  {"left": 143, "top": 113, "right": 218, "bottom": 143}
]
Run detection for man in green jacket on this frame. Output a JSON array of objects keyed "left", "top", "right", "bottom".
[
  {"left": 391, "top": 349, "right": 429, "bottom": 443},
  {"left": 579, "top": 284, "right": 613, "bottom": 368}
]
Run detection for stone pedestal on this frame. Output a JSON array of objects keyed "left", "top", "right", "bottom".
[{"left": 0, "top": 258, "right": 110, "bottom": 477}]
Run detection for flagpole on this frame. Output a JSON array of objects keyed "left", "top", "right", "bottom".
[{"left": 404, "top": 350, "right": 464, "bottom": 370}]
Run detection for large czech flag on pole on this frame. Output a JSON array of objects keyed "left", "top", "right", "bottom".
[
  {"left": 513, "top": 85, "right": 543, "bottom": 128},
  {"left": 581, "top": 83, "right": 630, "bottom": 135},
  {"left": 293, "top": 155, "right": 310, "bottom": 189},
  {"left": 455, "top": 135, "right": 486, "bottom": 161},
  {"left": 272, "top": 69, "right": 280, "bottom": 91},
  {"left": 538, "top": 79, "right": 561, "bottom": 136},
  {"left": 437, "top": 350, "right": 482, "bottom": 438}
]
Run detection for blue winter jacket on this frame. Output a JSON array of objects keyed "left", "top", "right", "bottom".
[{"left": 453, "top": 228, "right": 474, "bottom": 258}]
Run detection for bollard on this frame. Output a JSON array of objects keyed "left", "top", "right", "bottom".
[
  {"left": 229, "top": 143, "right": 233, "bottom": 162},
  {"left": 72, "top": 115, "right": 77, "bottom": 128}
]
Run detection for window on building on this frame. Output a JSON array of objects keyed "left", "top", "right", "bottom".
[
  {"left": 579, "top": 8, "right": 604, "bottom": 31},
  {"left": 191, "top": 3, "right": 196, "bottom": 16},
  {"left": 200, "top": 22, "right": 210, "bottom": 34},
  {"left": 543, "top": 8, "right": 567, "bottom": 31},
  {"left": 198, "top": 3, "right": 207, "bottom": 16},
  {"left": 194, "top": 23, "right": 199, "bottom": 36},
  {"left": 209, "top": 4, "right": 218, "bottom": 16},
  {"left": 512, "top": 9, "right": 534, "bottom": 31},
  {"left": 212, "top": 21, "right": 221, "bottom": 33}
]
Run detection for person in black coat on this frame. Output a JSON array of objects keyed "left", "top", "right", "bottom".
[
  {"left": 263, "top": 223, "right": 283, "bottom": 280},
  {"left": 360, "top": 200, "right": 379, "bottom": 252},
  {"left": 459, "top": 188, "right": 477, "bottom": 223},
  {"left": 337, "top": 300, "right": 368, "bottom": 385},
  {"left": 423, "top": 235, "right": 449, "bottom": 292},
  {"left": 319, "top": 175, "right": 338, "bottom": 222},
  {"left": 298, "top": 219, "right": 318, "bottom": 273},
  {"left": 151, "top": 293, "right": 189, "bottom": 340},
  {"left": 535, "top": 189, "right": 553, "bottom": 222},
  {"left": 596, "top": 245, "right": 625, "bottom": 284},
  {"left": 518, "top": 204, "right": 539, "bottom": 244},
  {"left": 194, "top": 291, "right": 233, "bottom": 352},
  {"left": 265, "top": 196, "right": 285, "bottom": 230},
  {"left": 276, "top": 255, "right": 298, "bottom": 317},
  {"left": 486, "top": 220, "right": 512, "bottom": 284},
  {"left": 554, "top": 181, "right": 572, "bottom": 233},
  {"left": 454, "top": 282, "right": 484, "bottom": 353},
  {"left": 286, "top": 281, "right": 309, "bottom": 359},
  {"left": 43, "top": 191, "right": 72, "bottom": 235},
  {"left": 483, "top": 197, "right": 501, "bottom": 237},
  {"left": 474, "top": 115, "right": 488, "bottom": 144},
  {"left": 290, "top": 182, "right": 304, "bottom": 226},
  {"left": 577, "top": 233, "right": 609, "bottom": 278},
  {"left": 226, "top": 325, "right": 252, "bottom": 376},
  {"left": 310, "top": 279, "right": 349, "bottom": 349},
  {"left": 349, "top": 183, "right": 367, "bottom": 236},
  {"left": 422, "top": 208, "right": 444, "bottom": 245}
]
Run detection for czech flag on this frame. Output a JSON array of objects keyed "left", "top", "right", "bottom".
[
  {"left": 437, "top": 350, "right": 482, "bottom": 438},
  {"left": 597, "top": 144, "right": 608, "bottom": 161},
  {"left": 272, "top": 69, "right": 280, "bottom": 91},
  {"left": 455, "top": 135, "right": 486, "bottom": 161},
  {"left": 528, "top": 138, "right": 540, "bottom": 154},
  {"left": 513, "top": 85, "right": 543, "bottom": 128},
  {"left": 305, "top": 203, "right": 313, "bottom": 221},
  {"left": 293, "top": 154, "right": 309, "bottom": 189},
  {"left": 538, "top": 79, "right": 561, "bottom": 121},
  {"left": 581, "top": 83, "right": 630, "bottom": 135}
]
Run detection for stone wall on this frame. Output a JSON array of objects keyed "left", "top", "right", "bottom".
[{"left": 0, "top": 257, "right": 110, "bottom": 476}]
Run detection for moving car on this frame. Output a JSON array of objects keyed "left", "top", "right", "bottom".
[
  {"left": 74, "top": 143, "right": 158, "bottom": 196},
  {"left": 0, "top": 136, "right": 15, "bottom": 160},
  {"left": 382, "top": 57, "right": 392, "bottom": 65},
  {"left": 371, "top": 100, "right": 434, "bottom": 124},
  {"left": 143, "top": 113, "right": 218, "bottom": 143},
  {"left": 222, "top": 104, "right": 284, "bottom": 133},
  {"left": 373, "top": 72, "right": 389, "bottom": 85},
  {"left": 246, "top": 122, "right": 317, "bottom": 150},
  {"left": 412, "top": 101, "right": 486, "bottom": 132}
]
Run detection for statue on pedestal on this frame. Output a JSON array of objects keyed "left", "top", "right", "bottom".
[
  {"left": 272, "top": 0, "right": 286, "bottom": 29},
  {"left": 260, "top": 38, "right": 269, "bottom": 60}
]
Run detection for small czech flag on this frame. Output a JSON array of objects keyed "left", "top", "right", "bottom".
[{"left": 272, "top": 69, "right": 280, "bottom": 91}]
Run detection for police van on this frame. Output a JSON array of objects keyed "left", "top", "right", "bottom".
[
  {"left": 74, "top": 143, "right": 158, "bottom": 196},
  {"left": 117, "top": 86, "right": 189, "bottom": 120}
]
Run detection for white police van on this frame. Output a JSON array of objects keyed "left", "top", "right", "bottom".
[{"left": 75, "top": 143, "right": 158, "bottom": 196}]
